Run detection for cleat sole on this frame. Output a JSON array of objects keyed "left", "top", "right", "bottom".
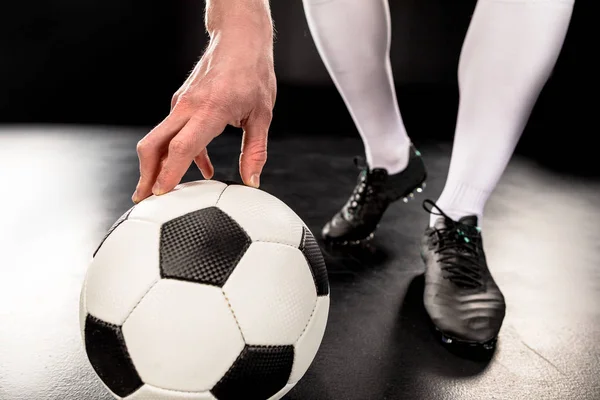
[
  {"left": 432, "top": 325, "right": 499, "bottom": 360},
  {"left": 323, "top": 180, "right": 427, "bottom": 245}
]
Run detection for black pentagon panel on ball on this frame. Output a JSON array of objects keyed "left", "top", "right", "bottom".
[
  {"left": 84, "top": 315, "right": 143, "bottom": 398},
  {"left": 159, "top": 206, "right": 251, "bottom": 287},
  {"left": 299, "top": 226, "right": 330, "bottom": 296},
  {"left": 211, "top": 345, "right": 294, "bottom": 400},
  {"left": 93, "top": 206, "right": 135, "bottom": 258}
]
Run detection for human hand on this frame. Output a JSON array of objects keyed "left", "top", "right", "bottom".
[{"left": 132, "top": 9, "right": 275, "bottom": 203}]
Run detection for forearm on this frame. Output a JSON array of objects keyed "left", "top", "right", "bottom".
[{"left": 205, "top": 0, "right": 273, "bottom": 42}]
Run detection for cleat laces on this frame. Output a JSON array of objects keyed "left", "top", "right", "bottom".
[
  {"left": 345, "top": 157, "right": 387, "bottom": 218},
  {"left": 423, "top": 199, "right": 484, "bottom": 290}
]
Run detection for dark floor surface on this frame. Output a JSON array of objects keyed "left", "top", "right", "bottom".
[{"left": 1, "top": 126, "right": 600, "bottom": 400}]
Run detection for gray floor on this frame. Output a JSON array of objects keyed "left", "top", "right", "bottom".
[{"left": 1, "top": 126, "right": 599, "bottom": 400}]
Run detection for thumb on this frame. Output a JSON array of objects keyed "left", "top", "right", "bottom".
[{"left": 240, "top": 114, "right": 271, "bottom": 188}]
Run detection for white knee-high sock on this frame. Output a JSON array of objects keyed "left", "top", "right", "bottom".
[
  {"left": 432, "top": 0, "right": 574, "bottom": 226},
  {"left": 302, "top": 0, "right": 411, "bottom": 174}
]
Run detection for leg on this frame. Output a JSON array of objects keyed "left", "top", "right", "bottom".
[
  {"left": 303, "top": 0, "right": 427, "bottom": 243},
  {"left": 432, "top": 0, "right": 575, "bottom": 225},
  {"left": 422, "top": 0, "right": 575, "bottom": 351},
  {"left": 302, "top": 0, "right": 410, "bottom": 173}
]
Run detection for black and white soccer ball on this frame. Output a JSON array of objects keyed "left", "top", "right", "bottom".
[{"left": 79, "top": 180, "right": 330, "bottom": 400}]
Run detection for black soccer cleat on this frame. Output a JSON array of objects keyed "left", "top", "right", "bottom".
[
  {"left": 322, "top": 145, "right": 427, "bottom": 244},
  {"left": 420, "top": 200, "right": 506, "bottom": 351}
]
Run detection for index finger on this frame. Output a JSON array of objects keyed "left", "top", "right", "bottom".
[{"left": 132, "top": 113, "right": 189, "bottom": 203}]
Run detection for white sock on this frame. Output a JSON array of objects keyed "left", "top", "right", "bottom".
[
  {"left": 302, "top": 0, "right": 411, "bottom": 174},
  {"left": 432, "top": 0, "right": 574, "bottom": 227}
]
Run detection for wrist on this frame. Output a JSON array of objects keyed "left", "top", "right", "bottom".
[{"left": 205, "top": 0, "right": 273, "bottom": 43}]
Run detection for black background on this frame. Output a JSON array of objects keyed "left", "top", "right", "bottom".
[{"left": 0, "top": 0, "right": 594, "bottom": 173}]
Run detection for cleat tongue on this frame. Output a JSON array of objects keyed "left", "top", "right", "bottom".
[
  {"left": 458, "top": 215, "right": 478, "bottom": 227},
  {"left": 433, "top": 217, "right": 447, "bottom": 231}
]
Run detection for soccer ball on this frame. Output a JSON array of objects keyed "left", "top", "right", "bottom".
[{"left": 79, "top": 180, "right": 330, "bottom": 400}]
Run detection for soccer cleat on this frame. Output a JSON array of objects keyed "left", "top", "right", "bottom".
[
  {"left": 322, "top": 145, "right": 427, "bottom": 244},
  {"left": 420, "top": 200, "right": 506, "bottom": 351}
]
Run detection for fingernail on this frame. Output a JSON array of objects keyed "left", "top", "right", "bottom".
[
  {"left": 132, "top": 179, "right": 141, "bottom": 203},
  {"left": 152, "top": 182, "right": 163, "bottom": 195},
  {"left": 250, "top": 174, "right": 260, "bottom": 188}
]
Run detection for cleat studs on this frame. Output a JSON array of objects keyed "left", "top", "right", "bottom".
[
  {"left": 483, "top": 342, "right": 496, "bottom": 350},
  {"left": 441, "top": 335, "right": 453, "bottom": 344},
  {"left": 416, "top": 187, "right": 423, "bottom": 193},
  {"left": 422, "top": 182, "right": 427, "bottom": 189},
  {"left": 409, "top": 193, "right": 415, "bottom": 199},
  {"left": 402, "top": 197, "right": 408, "bottom": 203}
]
